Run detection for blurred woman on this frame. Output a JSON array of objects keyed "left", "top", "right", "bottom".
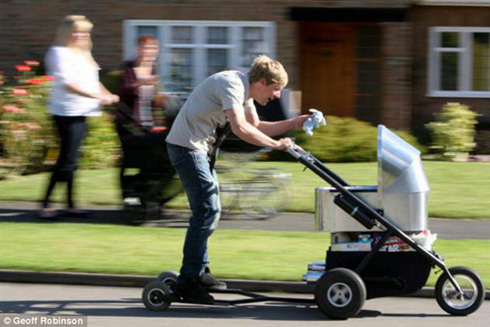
[
  {"left": 117, "top": 34, "right": 159, "bottom": 136},
  {"left": 40, "top": 15, "right": 119, "bottom": 218}
]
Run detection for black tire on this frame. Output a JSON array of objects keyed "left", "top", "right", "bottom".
[
  {"left": 314, "top": 268, "right": 366, "bottom": 319},
  {"left": 157, "top": 271, "right": 179, "bottom": 288},
  {"left": 142, "top": 281, "right": 172, "bottom": 311},
  {"left": 435, "top": 266, "right": 485, "bottom": 316}
]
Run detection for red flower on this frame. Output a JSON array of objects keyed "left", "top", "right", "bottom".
[
  {"left": 15, "top": 65, "right": 31, "bottom": 72},
  {"left": 40, "top": 75, "right": 55, "bottom": 81},
  {"left": 12, "top": 88, "right": 28, "bottom": 96},
  {"left": 27, "top": 78, "right": 43, "bottom": 85},
  {"left": 2, "top": 105, "right": 25, "bottom": 114},
  {"left": 0, "top": 80, "right": 4, "bottom": 86},
  {"left": 24, "top": 60, "right": 40, "bottom": 67}
]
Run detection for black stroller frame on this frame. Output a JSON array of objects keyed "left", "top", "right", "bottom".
[
  {"left": 112, "top": 102, "right": 180, "bottom": 224},
  {"left": 142, "top": 141, "right": 485, "bottom": 319}
]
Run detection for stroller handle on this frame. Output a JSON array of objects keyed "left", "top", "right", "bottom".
[{"left": 287, "top": 143, "right": 308, "bottom": 160}]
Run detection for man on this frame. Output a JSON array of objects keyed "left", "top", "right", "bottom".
[{"left": 166, "top": 55, "right": 310, "bottom": 304}]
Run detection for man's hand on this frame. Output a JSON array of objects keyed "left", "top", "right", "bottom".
[
  {"left": 272, "top": 137, "right": 294, "bottom": 151},
  {"left": 290, "top": 114, "right": 313, "bottom": 130}
]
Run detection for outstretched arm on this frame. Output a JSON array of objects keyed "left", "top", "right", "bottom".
[
  {"left": 243, "top": 104, "right": 311, "bottom": 137},
  {"left": 225, "top": 109, "right": 292, "bottom": 151}
]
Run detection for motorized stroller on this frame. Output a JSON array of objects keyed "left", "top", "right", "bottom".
[{"left": 142, "top": 124, "right": 484, "bottom": 319}]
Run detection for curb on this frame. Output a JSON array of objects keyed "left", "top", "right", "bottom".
[{"left": 2, "top": 269, "right": 488, "bottom": 299}]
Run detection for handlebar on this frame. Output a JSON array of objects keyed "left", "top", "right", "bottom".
[{"left": 287, "top": 143, "right": 308, "bottom": 160}]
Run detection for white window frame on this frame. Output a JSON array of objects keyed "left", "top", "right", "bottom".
[
  {"left": 428, "top": 27, "right": 490, "bottom": 98},
  {"left": 123, "top": 20, "right": 276, "bottom": 91}
]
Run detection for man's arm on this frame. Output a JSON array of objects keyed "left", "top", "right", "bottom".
[
  {"left": 225, "top": 109, "right": 291, "bottom": 150},
  {"left": 244, "top": 110, "right": 311, "bottom": 137}
]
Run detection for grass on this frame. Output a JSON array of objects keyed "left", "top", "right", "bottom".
[
  {"left": 0, "top": 222, "right": 488, "bottom": 288},
  {"left": 0, "top": 160, "right": 488, "bottom": 218}
]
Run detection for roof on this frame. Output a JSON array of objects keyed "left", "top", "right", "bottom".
[{"left": 415, "top": 0, "right": 490, "bottom": 6}]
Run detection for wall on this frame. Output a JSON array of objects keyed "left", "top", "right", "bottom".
[
  {"left": 0, "top": 0, "right": 411, "bottom": 91},
  {"left": 411, "top": 5, "right": 490, "bottom": 145}
]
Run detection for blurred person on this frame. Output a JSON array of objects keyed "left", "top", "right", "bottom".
[
  {"left": 166, "top": 55, "right": 311, "bottom": 304},
  {"left": 39, "top": 15, "right": 119, "bottom": 218},
  {"left": 117, "top": 34, "right": 159, "bottom": 136}
]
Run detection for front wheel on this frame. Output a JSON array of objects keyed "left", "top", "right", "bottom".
[
  {"left": 142, "top": 281, "right": 172, "bottom": 311},
  {"left": 314, "top": 268, "right": 366, "bottom": 319},
  {"left": 435, "top": 266, "right": 485, "bottom": 316}
]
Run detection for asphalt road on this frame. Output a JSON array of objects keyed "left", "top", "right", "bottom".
[
  {"left": 0, "top": 201, "right": 489, "bottom": 239},
  {"left": 0, "top": 283, "right": 489, "bottom": 327}
]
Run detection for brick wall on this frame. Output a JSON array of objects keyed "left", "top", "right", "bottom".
[
  {"left": 1, "top": 0, "right": 410, "bottom": 89},
  {"left": 411, "top": 5, "right": 490, "bottom": 145},
  {"left": 379, "top": 22, "right": 412, "bottom": 130}
]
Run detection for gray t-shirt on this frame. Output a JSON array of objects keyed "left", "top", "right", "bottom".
[{"left": 166, "top": 70, "right": 255, "bottom": 154}]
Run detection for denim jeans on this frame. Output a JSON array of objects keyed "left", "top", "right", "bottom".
[{"left": 166, "top": 143, "right": 221, "bottom": 283}]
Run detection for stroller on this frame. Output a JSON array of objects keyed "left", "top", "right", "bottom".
[
  {"left": 113, "top": 100, "right": 181, "bottom": 224},
  {"left": 293, "top": 125, "right": 485, "bottom": 318},
  {"left": 142, "top": 125, "right": 484, "bottom": 319}
]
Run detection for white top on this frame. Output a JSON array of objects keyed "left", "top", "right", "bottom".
[
  {"left": 166, "top": 70, "right": 255, "bottom": 154},
  {"left": 45, "top": 46, "right": 101, "bottom": 116}
]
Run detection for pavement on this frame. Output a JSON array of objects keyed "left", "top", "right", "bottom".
[{"left": 0, "top": 200, "right": 489, "bottom": 299}]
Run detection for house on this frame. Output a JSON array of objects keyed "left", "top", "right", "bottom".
[{"left": 1, "top": 0, "right": 488, "bottom": 151}]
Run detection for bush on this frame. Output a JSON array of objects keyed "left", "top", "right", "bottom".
[
  {"left": 79, "top": 113, "right": 120, "bottom": 169},
  {"left": 0, "top": 62, "right": 57, "bottom": 178},
  {"left": 0, "top": 61, "right": 121, "bottom": 178},
  {"left": 426, "top": 102, "right": 478, "bottom": 161},
  {"left": 266, "top": 116, "right": 424, "bottom": 162}
]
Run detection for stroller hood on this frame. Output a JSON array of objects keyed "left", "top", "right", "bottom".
[{"left": 377, "top": 125, "right": 430, "bottom": 194}]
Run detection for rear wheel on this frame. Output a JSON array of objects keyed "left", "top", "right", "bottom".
[
  {"left": 157, "top": 271, "right": 178, "bottom": 288},
  {"left": 314, "top": 268, "right": 366, "bottom": 319},
  {"left": 435, "top": 266, "right": 484, "bottom": 316}
]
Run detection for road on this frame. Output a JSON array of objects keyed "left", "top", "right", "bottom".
[{"left": 0, "top": 283, "right": 488, "bottom": 327}]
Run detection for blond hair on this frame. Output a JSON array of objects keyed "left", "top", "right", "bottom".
[
  {"left": 53, "top": 15, "right": 99, "bottom": 69},
  {"left": 248, "top": 55, "right": 288, "bottom": 88}
]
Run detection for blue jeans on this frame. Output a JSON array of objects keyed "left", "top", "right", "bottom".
[{"left": 166, "top": 143, "right": 221, "bottom": 283}]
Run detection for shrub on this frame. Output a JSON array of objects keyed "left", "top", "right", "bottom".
[
  {"left": 0, "top": 62, "right": 121, "bottom": 178},
  {"left": 426, "top": 102, "right": 478, "bottom": 161},
  {"left": 0, "top": 62, "right": 57, "bottom": 178},
  {"left": 79, "top": 113, "right": 120, "bottom": 169},
  {"left": 266, "top": 116, "right": 424, "bottom": 162}
]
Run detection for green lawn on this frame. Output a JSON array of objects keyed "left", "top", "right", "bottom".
[
  {"left": 0, "top": 161, "right": 488, "bottom": 218},
  {"left": 0, "top": 222, "right": 488, "bottom": 288}
]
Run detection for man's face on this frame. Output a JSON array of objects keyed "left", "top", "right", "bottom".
[{"left": 255, "top": 79, "right": 283, "bottom": 106}]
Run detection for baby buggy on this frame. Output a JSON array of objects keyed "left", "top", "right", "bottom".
[{"left": 296, "top": 125, "right": 485, "bottom": 318}]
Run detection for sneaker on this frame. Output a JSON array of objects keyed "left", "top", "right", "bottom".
[
  {"left": 175, "top": 278, "right": 214, "bottom": 305},
  {"left": 199, "top": 272, "right": 227, "bottom": 290}
]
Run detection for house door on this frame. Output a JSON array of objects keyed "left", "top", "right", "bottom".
[{"left": 300, "top": 23, "right": 356, "bottom": 117}]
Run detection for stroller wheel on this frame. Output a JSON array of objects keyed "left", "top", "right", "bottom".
[
  {"left": 142, "top": 281, "right": 172, "bottom": 311},
  {"left": 314, "top": 268, "right": 366, "bottom": 319},
  {"left": 157, "top": 271, "right": 179, "bottom": 287},
  {"left": 435, "top": 266, "right": 485, "bottom": 316}
]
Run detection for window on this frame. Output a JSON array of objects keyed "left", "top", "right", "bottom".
[
  {"left": 124, "top": 20, "right": 276, "bottom": 92},
  {"left": 428, "top": 27, "right": 490, "bottom": 97}
]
